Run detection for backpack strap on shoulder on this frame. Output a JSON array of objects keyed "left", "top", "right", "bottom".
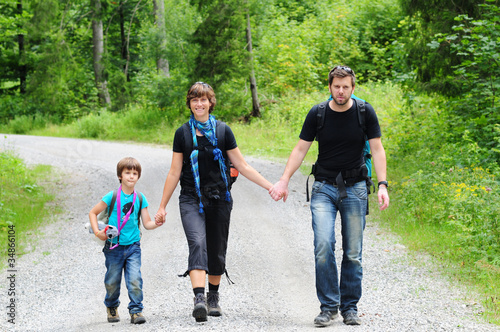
[
  {"left": 108, "top": 189, "right": 118, "bottom": 222},
  {"left": 216, "top": 120, "right": 226, "bottom": 151},
  {"left": 182, "top": 122, "right": 194, "bottom": 154},
  {"left": 137, "top": 192, "right": 143, "bottom": 227},
  {"left": 315, "top": 101, "right": 329, "bottom": 141},
  {"left": 354, "top": 99, "right": 367, "bottom": 134}
]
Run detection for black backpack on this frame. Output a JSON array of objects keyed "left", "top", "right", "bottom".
[{"left": 181, "top": 121, "right": 238, "bottom": 185}]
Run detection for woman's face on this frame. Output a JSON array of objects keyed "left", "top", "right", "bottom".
[{"left": 190, "top": 95, "right": 212, "bottom": 122}]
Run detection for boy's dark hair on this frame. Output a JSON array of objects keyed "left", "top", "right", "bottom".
[
  {"left": 186, "top": 82, "right": 217, "bottom": 114},
  {"left": 328, "top": 65, "right": 356, "bottom": 87},
  {"left": 117, "top": 157, "right": 142, "bottom": 182}
]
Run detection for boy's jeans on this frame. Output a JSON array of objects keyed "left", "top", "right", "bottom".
[
  {"left": 310, "top": 180, "right": 367, "bottom": 314},
  {"left": 103, "top": 241, "right": 143, "bottom": 314}
]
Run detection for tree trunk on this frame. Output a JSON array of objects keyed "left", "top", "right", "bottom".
[
  {"left": 246, "top": 13, "right": 260, "bottom": 117},
  {"left": 153, "top": 0, "right": 170, "bottom": 77},
  {"left": 17, "top": 1, "right": 26, "bottom": 94},
  {"left": 91, "top": 0, "right": 111, "bottom": 106},
  {"left": 119, "top": 1, "right": 129, "bottom": 81}
]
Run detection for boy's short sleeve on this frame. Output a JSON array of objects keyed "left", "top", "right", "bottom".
[
  {"left": 139, "top": 192, "right": 149, "bottom": 209},
  {"left": 102, "top": 191, "right": 114, "bottom": 206}
]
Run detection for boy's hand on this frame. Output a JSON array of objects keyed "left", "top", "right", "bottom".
[
  {"left": 95, "top": 229, "right": 108, "bottom": 241},
  {"left": 155, "top": 208, "right": 166, "bottom": 225}
]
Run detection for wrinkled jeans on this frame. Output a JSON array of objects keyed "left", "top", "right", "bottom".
[
  {"left": 103, "top": 241, "right": 143, "bottom": 314},
  {"left": 310, "top": 180, "right": 367, "bottom": 314}
]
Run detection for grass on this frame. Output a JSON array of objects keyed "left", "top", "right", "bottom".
[
  {"left": 1, "top": 81, "right": 499, "bottom": 324},
  {"left": 0, "top": 150, "right": 59, "bottom": 267}
]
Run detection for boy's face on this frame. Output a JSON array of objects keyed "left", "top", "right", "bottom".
[{"left": 119, "top": 168, "right": 139, "bottom": 188}]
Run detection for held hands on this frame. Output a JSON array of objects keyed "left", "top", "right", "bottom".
[
  {"left": 154, "top": 208, "right": 167, "bottom": 226},
  {"left": 269, "top": 179, "right": 289, "bottom": 202},
  {"left": 377, "top": 186, "right": 390, "bottom": 211}
]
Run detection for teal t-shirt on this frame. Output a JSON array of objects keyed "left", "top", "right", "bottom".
[{"left": 102, "top": 190, "right": 149, "bottom": 245}]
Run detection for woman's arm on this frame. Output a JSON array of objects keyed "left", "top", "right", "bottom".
[
  {"left": 155, "top": 151, "right": 183, "bottom": 223},
  {"left": 226, "top": 147, "right": 273, "bottom": 191}
]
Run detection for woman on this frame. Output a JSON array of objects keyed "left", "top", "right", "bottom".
[{"left": 155, "top": 82, "right": 273, "bottom": 322}]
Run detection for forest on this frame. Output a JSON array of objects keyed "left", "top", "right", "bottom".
[{"left": 0, "top": 0, "right": 499, "bottom": 323}]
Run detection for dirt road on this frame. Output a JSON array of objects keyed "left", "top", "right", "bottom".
[{"left": 0, "top": 134, "right": 497, "bottom": 332}]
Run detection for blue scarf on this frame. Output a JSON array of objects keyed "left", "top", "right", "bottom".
[{"left": 189, "top": 114, "right": 231, "bottom": 213}]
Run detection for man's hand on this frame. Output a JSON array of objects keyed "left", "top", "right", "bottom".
[
  {"left": 377, "top": 187, "right": 389, "bottom": 210},
  {"left": 269, "top": 179, "right": 289, "bottom": 202}
]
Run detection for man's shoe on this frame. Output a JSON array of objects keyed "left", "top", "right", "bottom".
[
  {"left": 314, "top": 310, "right": 338, "bottom": 327},
  {"left": 130, "top": 312, "right": 146, "bottom": 324},
  {"left": 343, "top": 311, "right": 361, "bottom": 325},
  {"left": 107, "top": 307, "right": 120, "bottom": 323},
  {"left": 207, "top": 291, "right": 222, "bottom": 316},
  {"left": 192, "top": 293, "right": 207, "bottom": 322}
]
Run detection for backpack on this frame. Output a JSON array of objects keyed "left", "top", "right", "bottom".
[{"left": 181, "top": 121, "right": 238, "bottom": 185}]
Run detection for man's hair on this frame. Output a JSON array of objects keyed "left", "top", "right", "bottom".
[
  {"left": 186, "top": 82, "right": 217, "bottom": 114},
  {"left": 117, "top": 157, "right": 142, "bottom": 182},
  {"left": 328, "top": 66, "right": 356, "bottom": 87}
]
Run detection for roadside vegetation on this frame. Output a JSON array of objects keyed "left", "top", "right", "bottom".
[
  {"left": 0, "top": 150, "right": 57, "bottom": 267},
  {"left": 0, "top": 0, "right": 498, "bottom": 324}
]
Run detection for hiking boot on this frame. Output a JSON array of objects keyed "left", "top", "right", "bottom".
[
  {"left": 192, "top": 293, "right": 207, "bottom": 322},
  {"left": 343, "top": 311, "right": 361, "bottom": 325},
  {"left": 314, "top": 310, "right": 338, "bottom": 327},
  {"left": 107, "top": 307, "right": 120, "bottom": 323},
  {"left": 130, "top": 312, "right": 146, "bottom": 324},
  {"left": 207, "top": 291, "right": 222, "bottom": 317}
]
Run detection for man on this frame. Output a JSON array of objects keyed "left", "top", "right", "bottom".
[{"left": 270, "top": 66, "right": 389, "bottom": 326}]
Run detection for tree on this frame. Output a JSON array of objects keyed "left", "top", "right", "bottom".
[
  {"left": 246, "top": 11, "right": 260, "bottom": 117},
  {"left": 153, "top": 0, "right": 170, "bottom": 77},
  {"left": 17, "top": 1, "right": 26, "bottom": 93},
  {"left": 91, "top": 0, "right": 111, "bottom": 106}
]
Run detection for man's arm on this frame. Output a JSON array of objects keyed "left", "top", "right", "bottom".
[
  {"left": 369, "top": 137, "right": 389, "bottom": 210},
  {"left": 269, "top": 139, "right": 313, "bottom": 202}
]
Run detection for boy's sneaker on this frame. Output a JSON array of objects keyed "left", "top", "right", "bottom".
[
  {"left": 207, "top": 291, "right": 222, "bottom": 316},
  {"left": 192, "top": 293, "right": 207, "bottom": 322},
  {"left": 130, "top": 312, "right": 146, "bottom": 324},
  {"left": 314, "top": 310, "right": 338, "bottom": 327},
  {"left": 107, "top": 307, "right": 120, "bottom": 323},
  {"left": 343, "top": 311, "right": 361, "bottom": 325}
]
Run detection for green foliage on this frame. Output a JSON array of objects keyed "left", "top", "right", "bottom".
[
  {"left": 428, "top": 2, "right": 500, "bottom": 165},
  {"left": 0, "top": 150, "right": 56, "bottom": 260},
  {"left": 378, "top": 86, "right": 500, "bottom": 319}
]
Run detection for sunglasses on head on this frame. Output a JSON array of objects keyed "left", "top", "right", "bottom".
[{"left": 330, "top": 66, "right": 354, "bottom": 75}]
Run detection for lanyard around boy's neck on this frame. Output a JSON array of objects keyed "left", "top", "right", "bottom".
[{"left": 109, "top": 185, "right": 137, "bottom": 250}]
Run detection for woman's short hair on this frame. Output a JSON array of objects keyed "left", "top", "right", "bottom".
[{"left": 186, "top": 82, "right": 217, "bottom": 113}]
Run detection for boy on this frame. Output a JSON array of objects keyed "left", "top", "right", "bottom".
[{"left": 89, "top": 157, "right": 163, "bottom": 324}]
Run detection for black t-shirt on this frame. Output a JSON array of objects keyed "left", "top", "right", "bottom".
[
  {"left": 299, "top": 100, "right": 381, "bottom": 172},
  {"left": 173, "top": 122, "right": 238, "bottom": 190}
]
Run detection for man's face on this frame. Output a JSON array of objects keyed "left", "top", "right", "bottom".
[{"left": 329, "top": 76, "right": 354, "bottom": 106}]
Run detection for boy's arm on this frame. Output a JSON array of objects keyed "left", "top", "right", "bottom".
[
  {"left": 141, "top": 206, "right": 161, "bottom": 230},
  {"left": 89, "top": 201, "right": 108, "bottom": 241}
]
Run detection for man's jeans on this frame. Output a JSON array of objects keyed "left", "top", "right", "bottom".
[
  {"left": 310, "top": 180, "right": 367, "bottom": 314},
  {"left": 103, "top": 241, "right": 144, "bottom": 314}
]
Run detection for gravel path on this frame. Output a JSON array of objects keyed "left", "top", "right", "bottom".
[{"left": 0, "top": 134, "right": 498, "bottom": 332}]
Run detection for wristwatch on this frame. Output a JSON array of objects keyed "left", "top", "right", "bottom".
[{"left": 378, "top": 181, "right": 388, "bottom": 189}]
